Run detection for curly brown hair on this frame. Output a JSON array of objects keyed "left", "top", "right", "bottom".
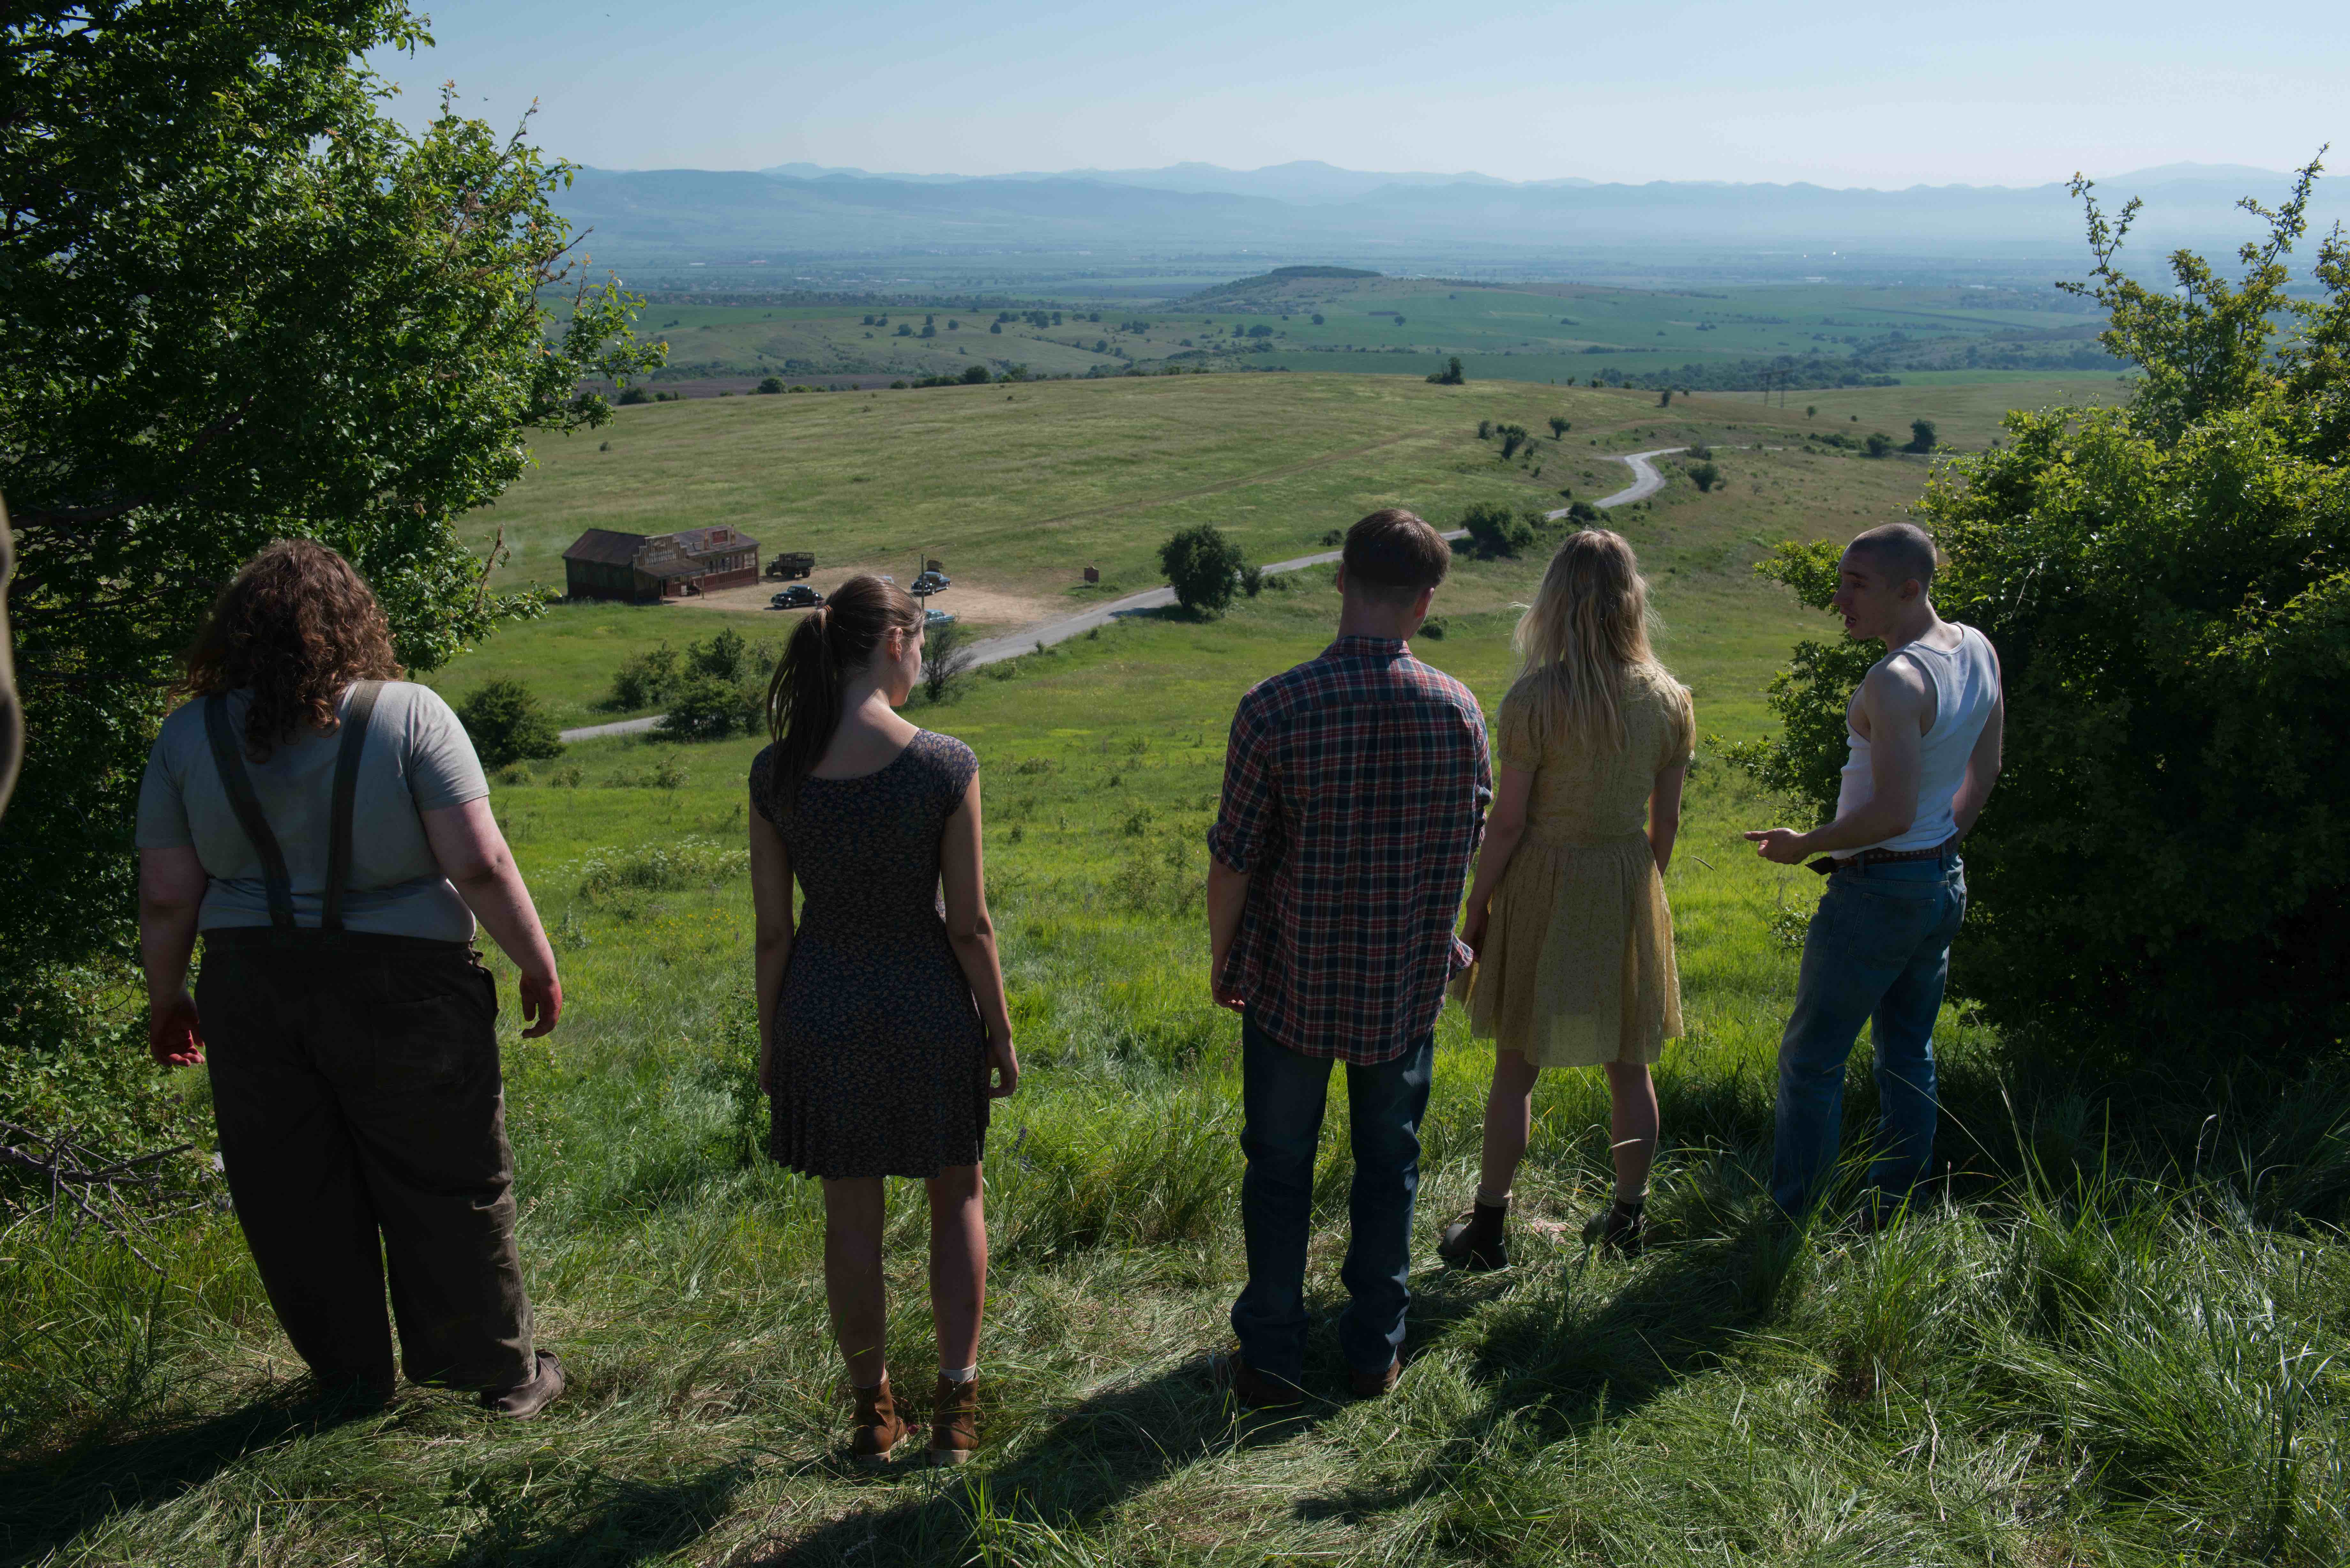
[{"left": 183, "top": 540, "right": 404, "bottom": 762}]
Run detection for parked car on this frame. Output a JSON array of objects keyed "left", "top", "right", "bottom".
[
  {"left": 770, "top": 585, "right": 824, "bottom": 609},
  {"left": 911, "top": 570, "right": 951, "bottom": 594},
  {"left": 924, "top": 608, "right": 957, "bottom": 627}
]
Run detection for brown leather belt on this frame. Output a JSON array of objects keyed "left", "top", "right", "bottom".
[{"left": 1807, "top": 835, "right": 1959, "bottom": 876}]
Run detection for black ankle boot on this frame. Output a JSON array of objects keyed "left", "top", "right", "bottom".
[
  {"left": 1582, "top": 1199, "right": 1648, "bottom": 1257},
  {"left": 1437, "top": 1200, "right": 1510, "bottom": 1270}
]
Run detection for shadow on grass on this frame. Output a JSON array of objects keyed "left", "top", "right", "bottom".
[
  {"left": 0, "top": 1383, "right": 389, "bottom": 1568},
  {"left": 753, "top": 1352, "right": 1343, "bottom": 1566}
]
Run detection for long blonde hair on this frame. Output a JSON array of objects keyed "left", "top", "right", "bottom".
[{"left": 1508, "top": 529, "right": 1682, "bottom": 751}]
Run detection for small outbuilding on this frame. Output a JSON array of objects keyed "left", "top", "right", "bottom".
[{"left": 562, "top": 526, "right": 762, "bottom": 602}]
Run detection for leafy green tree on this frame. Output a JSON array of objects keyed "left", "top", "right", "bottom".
[
  {"left": 1311, "top": 313, "right": 1325, "bottom": 325},
  {"left": 1548, "top": 416, "right": 1571, "bottom": 438},
  {"left": 1907, "top": 418, "right": 1938, "bottom": 452},
  {"left": 1426, "top": 356, "right": 1466, "bottom": 385},
  {"left": 1658, "top": 389, "right": 1674, "bottom": 407},
  {"left": 960, "top": 364, "right": 990, "bottom": 384},
  {"left": 1461, "top": 500, "right": 1535, "bottom": 556},
  {"left": 919, "top": 619, "right": 975, "bottom": 702},
  {"left": 617, "top": 385, "right": 654, "bottom": 405},
  {"left": 657, "top": 676, "right": 758, "bottom": 741},
  {"left": 1687, "top": 461, "right": 1722, "bottom": 492},
  {"left": 1158, "top": 524, "right": 1244, "bottom": 617},
  {"left": 990, "top": 321, "right": 1003, "bottom": 334},
  {"left": 1239, "top": 564, "right": 1266, "bottom": 597},
  {"left": 611, "top": 642, "right": 679, "bottom": 709},
  {"left": 1477, "top": 419, "right": 1494, "bottom": 439},
  {"left": 1732, "top": 156, "right": 2350, "bottom": 1056},
  {"left": 687, "top": 627, "right": 749, "bottom": 683},
  {"left": 455, "top": 679, "right": 565, "bottom": 770},
  {"left": 757, "top": 376, "right": 785, "bottom": 394},
  {"left": 1864, "top": 431, "right": 1895, "bottom": 457},
  {"left": 0, "top": 1, "right": 660, "bottom": 1077},
  {"left": 1497, "top": 423, "right": 1531, "bottom": 459}
]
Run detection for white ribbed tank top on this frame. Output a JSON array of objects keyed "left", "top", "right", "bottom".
[{"left": 1834, "top": 623, "right": 1998, "bottom": 856}]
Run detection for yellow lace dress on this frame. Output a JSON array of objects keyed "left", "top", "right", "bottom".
[{"left": 1454, "top": 668, "right": 1694, "bottom": 1068}]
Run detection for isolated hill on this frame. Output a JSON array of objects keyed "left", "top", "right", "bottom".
[{"left": 565, "top": 160, "right": 2341, "bottom": 267}]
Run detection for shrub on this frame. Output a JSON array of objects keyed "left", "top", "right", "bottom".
[
  {"left": 1733, "top": 161, "right": 2350, "bottom": 1057},
  {"left": 1496, "top": 423, "right": 1531, "bottom": 460},
  {"left": 616, "top": 385, "right": 652, "bottom": 405},
  {"left": 1477, "top": 418, "right": 1493, "bottom": 439},
  {"left": 1158, "top": 524, "right": 1245, "bottom": 617},
  {"left": 1461, "top": 500, "right": 1535, "bottom": 557},
  {"left": 611, "top": 643, "right": 679, "bottom": 709},
  {"left": 656, "top": 676, "right": 758, "bottom": 741},
  {"left": 1548, "top": 415, "right": 1570, "bottom": 437},
  {"left": 1864, "top": 431, "right": 1895, "bottom": 457},
  {"left": 686, "top": 627, "right": 748, "bottom": 684},
  {"left": 755, "top": 376, "right": 783, "bottom": 394},
  {"left": 574, "top": 835, "right": 748, "bottom": 903},
  {"left": 920, "top": 619, "right": 976, "bottom": 703},
  {"left": 1907, "top": 417, "right": 1938, "bottom": 452},
  {"left": 1687, "top": 460, "right": 1722, "bottom": 492},
  {"left": 1319, "top": 528, "right": 1345, "bottom": 546},
  {"left": 456, "top": 680, "right": 565, "bottom": 770},
  {"left": 1426, "top": 356, "right": 1466, "bottom": 385},
  {"left": 1239, "top": 564, "right": 1265, "bottom": 597},
  {"left": 1566, "top": 500, "right": 1603, "bottom": 524}
]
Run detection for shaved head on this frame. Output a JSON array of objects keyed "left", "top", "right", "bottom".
[{"left": 1846, "top": 523, "right": 1939, "bottom": 592}]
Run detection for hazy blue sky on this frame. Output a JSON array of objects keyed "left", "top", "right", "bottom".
[{"left": 370, "top": 0, "right": 2343, "bottom": 187}]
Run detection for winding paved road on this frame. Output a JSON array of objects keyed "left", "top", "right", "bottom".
[{"left": 558, "top": 444, "right": 1686, "bottom": 743}]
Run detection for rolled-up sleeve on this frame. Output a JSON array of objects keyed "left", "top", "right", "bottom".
[{"left": 1206, "top": 693, "right": 1282, "bottom": 875}]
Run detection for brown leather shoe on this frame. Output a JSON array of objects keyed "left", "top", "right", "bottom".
[
  {"left": 1212, "top": 1352, "right": 1303, "bottom": 1410},
  {"left": 928, "top": 1374, "right": 979, "bottom": 1466},
  {"left": 480, "top": 1350, "right": 564, "bottom": 1419},
  {"left": 1349, "top": 1355, "right": 1401, "bottom": 1400},
  {"left": 849, "top": 1377, "right": 906, "bottom": 1467}
]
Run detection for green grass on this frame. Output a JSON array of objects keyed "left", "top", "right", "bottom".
[{"left": 10, "top": 372, "right": 2346, "bottom": 1565}]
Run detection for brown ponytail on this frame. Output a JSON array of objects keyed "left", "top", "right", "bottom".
[{"left": 763, "top": 574, "right": 921, "bottom": 819}]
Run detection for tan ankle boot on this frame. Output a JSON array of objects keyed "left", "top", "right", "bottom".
[
  {"left": 928, "top": 1374, "right": 979, "bottom": 1466},
  {"left": 849, "top": 1377, "right": 906, "bottom": 1466}
]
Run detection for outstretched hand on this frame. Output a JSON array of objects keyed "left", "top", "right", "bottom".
[
  {"left": 148, "top": 991, "right": 206, "bottom": 1068},
  {"left": 1744, "top": 828, "right": 1809, "bottom": 866}
]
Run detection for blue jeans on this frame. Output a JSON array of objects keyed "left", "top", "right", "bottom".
[
  {"left": 1771, "top": 855, "right": 1967, "bottom": 1216},
  {"left": 1231, "top": 1014, "right": 1435, "bottom": 1386}
]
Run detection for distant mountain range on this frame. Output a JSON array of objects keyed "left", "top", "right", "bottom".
[{"left": 556, "top": 159, "right": 2337, "bottom": 267}]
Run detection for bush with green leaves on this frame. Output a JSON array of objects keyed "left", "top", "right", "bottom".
[
  {"left": 455, "top": 680, "right": 565, "bottom": 770},
  {"left": 1425, "top": 356, "right": 1466, "bottom": 385},
  {"left": 1238, "top": 564, "right": 1266, "bottom": 597},
  {"left": 1907, "top": 417, "right": 1938, "bottom": 452},
  {"left": 1864, "top": 430, "right": 1896, "bottom": 457},
  {"left": 686, "top": 627, "right": 749, "bottom": 684},
  {"left": 656, "top": 676, "right": 759, "bottom": 742},
  {"left": 1548, "top": 415, "right": 1571, "bottom": 438},
  {"left": 1461, "top": 500, "right": 1536, "bottom": 557},
  {"left": 610, "top": 642, "right": 679, "bottom": 709},
  {"left": 1731, "top": 159, "right": 2350, "bottom": 1056},
  {"left": 1496, "top": 423, "right": 1531, "bottom": 460},
  {"left": 756, "top": 376, "right": 784, "bottom": 394},
  {"left": 1157, "top": 524, "right": 1245, "bottom": 617},
  {"left": 616, "top": 385, "right": 653, "bottom": 405},
  {"left": 1687, "top": 460, "right": 1723, "bottom": 493}
]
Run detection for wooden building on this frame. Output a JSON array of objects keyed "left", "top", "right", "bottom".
[{"left": 561, "top": 526, "right": 762, "bottom": 602}]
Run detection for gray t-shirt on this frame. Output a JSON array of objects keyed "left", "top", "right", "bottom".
[{"left": 135, "top": 682, "right": 490, "bottom": 940}]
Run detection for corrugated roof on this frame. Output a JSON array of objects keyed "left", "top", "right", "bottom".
[{"left": 562, "top": 528, "right": 646, "bottom": 567}]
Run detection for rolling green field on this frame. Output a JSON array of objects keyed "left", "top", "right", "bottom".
[{"left": 9, "top": 371, "right": 2345, "bottom": 1565}]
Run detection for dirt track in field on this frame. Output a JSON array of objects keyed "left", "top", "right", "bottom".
[{"left": 673, "top": 567, "right": 1063, "bottom": 633}]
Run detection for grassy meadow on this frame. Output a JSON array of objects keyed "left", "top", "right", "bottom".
[{"left": 6, "top": 373, "right": 2347, "bottom": 1566}]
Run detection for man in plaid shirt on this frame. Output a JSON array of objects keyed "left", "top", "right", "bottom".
[{"left": 1206, "top": 508, "right": 1491, "bottom": 1406}]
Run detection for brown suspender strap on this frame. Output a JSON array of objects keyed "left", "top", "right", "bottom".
[
  {"left": 202, "top": 694, "right": 298, "bottom": 930},
  {"left": 321, "top": 680, "right": 383, "bottom": 935}
]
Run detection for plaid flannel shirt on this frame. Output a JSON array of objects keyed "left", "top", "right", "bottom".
[{"left": 1207, "top": 636, "right": 1492, "bottom": 1064}]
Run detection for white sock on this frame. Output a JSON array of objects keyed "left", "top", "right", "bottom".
[{"left": 940, "top": 1364, "right": 977, "bottom": 1383}]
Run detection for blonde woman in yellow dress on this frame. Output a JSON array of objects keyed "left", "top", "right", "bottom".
[{"left": 1438, "top": 529, "right": 1693, "bottom": 1266}]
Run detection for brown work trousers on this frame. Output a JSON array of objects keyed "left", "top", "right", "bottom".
[{"left": 196, "top": 928, "right": 536, "bottom": 1397}]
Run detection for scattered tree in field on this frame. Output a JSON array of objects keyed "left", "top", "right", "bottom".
[
  {"left": 658, "top": 676, "right": 759, "bottom": 741},
  {"left": 1658, "top": 389, "right": 1673, "bottom": 407},
  {"left": 920, "top": 620, "right": 975, "bottom": 702},
  {"left": 1864, "top": 431, "right": 1895, "bottom": 457},
  {"left": 1497, "top": 423, "right": 1531, "bottom": 459},
  {"left": 1806, "top": 404, "right": 1818, "bottom": 417},
  {"left": 618, "top": 385, "right": 653, "bottom": 404},
  {"left": 990, "top": 321, "right": 1003, "bottom": 333},
  {"left": 1239, "top": 564, "right": 1266, "bottom": 597},
  {"left": 457, "top": 681, "right": 565, "bottom": 770},
  {"left": 1311, "top": 313, "right": 1325, "bottom": 324},
  {"left": 1907, "top": 418, "right": 1938, "bottom": 452},
  {"left": 687, "top": 627, "right": 749, "bottom": 683},
  {"left": 920, "top": 323, "right": 937, "bottom": 338},
  {"left": 946, "top": 319, "right": 959, "bottom": 330},
  {"left": 757, "top": 376, "right": 784, "bottom": 393},
  {"left": 1158, "top": 524, "right": 1245, "bottom": 617},
  {"left": 0, "top": 0, "right": 661, "bottom": 1082},
  {"left": 1548, "top": 415, "right": 1571, "bottom": 437},
  {"left": 1566, "top": 500, "right": 1603, "bottom": 524},
  {"left": 1687, "top": 461, "right": 1723, "bottom": 492},
  {"left": 1427, "top": 356, "right": 1467, "bottom": 385},
  {"left": 1732, "top": 155, "right": 2350, "bottom": 1057},
  {"left": 1461, "top": 500, "right": 1536, "bottom": 556},
  {"left": 612, "top": 643, "right": 679, "bottom": 708},
  {"left": 896, "top": 324, "right": 914, "bottom": 336}
]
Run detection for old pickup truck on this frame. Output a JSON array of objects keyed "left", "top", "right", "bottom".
[{"left": 764, "top": 551, "right": 815, "bottom": 580}]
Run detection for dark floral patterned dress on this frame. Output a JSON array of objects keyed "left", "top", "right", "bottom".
[{"left": 751, "top": 730, "right": 989, "bottom": 1179}]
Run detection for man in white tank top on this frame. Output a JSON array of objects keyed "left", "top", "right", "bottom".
[{"left": 1744, "top": 523, "right": 2005, "bottom": 1219}]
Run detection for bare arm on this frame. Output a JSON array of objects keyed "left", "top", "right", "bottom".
[
  {"left": 940, "top": 774, "right": 1019, "bottom": 1097},
  {"left": 421, "top": 797, "right": 561, "bottom": 1037},
  {"left": 1747, "top": 663, "right": 1928, "bottom": 863},
  {"left": 1458, "top": 766, "right": 1535, "bottom": 956},
  {"left": 1952, "top": 649, "right": 2005, "bottom": 839},
  {"left": 137, "top": 846, "right": 209, "bottom": 1066},
  {"left": 749, "top": 806, "right": 793, "bottom": 1095},
  {"left": 1648, "top": 764, "right": 1687, "bottom": 874},
  {"left": 1207, "top": 859, "right": 1252, "bottom": 1011}
]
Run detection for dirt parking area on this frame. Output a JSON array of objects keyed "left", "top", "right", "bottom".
[{"left": 677, "top": 567, "right": 1063, "bottom": 634}]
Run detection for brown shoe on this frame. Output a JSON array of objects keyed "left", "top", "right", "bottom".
[
  {"left": 1437, "top": 1201, "right": 1510, "bottom": 1270},
  {"left": 1212, "top": 1352, "right": 1303, "bottom": 1410},
  {"left": 1349, "top": 1355, "right": 1401, "bottom": 1400},
  {"left": 928, "top": 1374, "right": 980, "bottom": 1466},
  {"left": 480, "top": 1350, "right": 564, "bottom": 1419},
  {"left": 849, "top": 1377, "right": 907, "bottom": 1467}
]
